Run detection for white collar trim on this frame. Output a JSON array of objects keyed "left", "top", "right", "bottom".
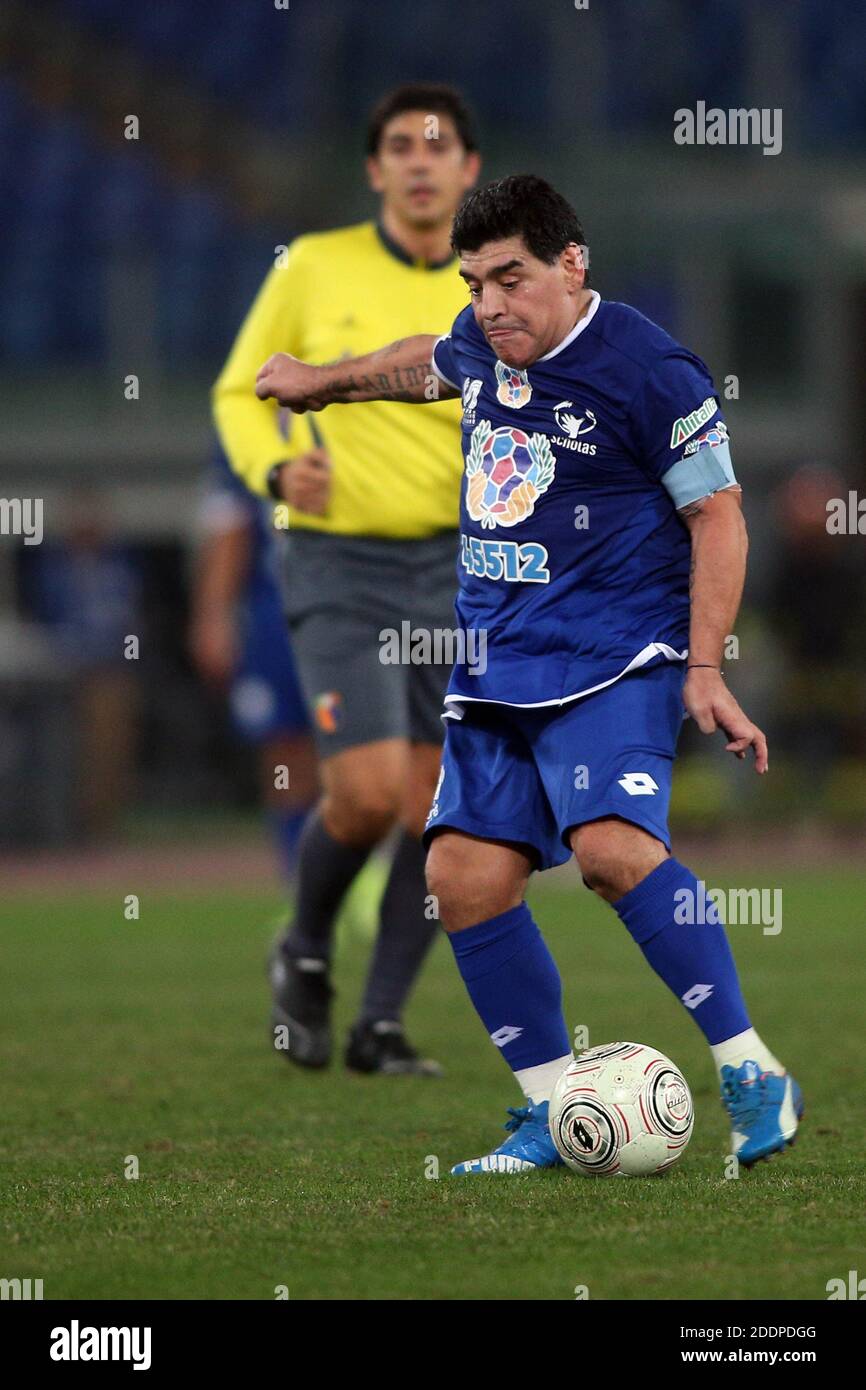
[{"left": 537, "top": 291, "right": 601, "bottom": 362}]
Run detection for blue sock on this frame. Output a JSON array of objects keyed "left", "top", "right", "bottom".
[
  {"left": 267, "top": 808, "right": 308, "bottom": 883},
  {"left": 614, "top": 857, "right": 750, "bottom": 1045},
  {"left": 447, "top": 903, "right": 571, "bottom": 1072}
]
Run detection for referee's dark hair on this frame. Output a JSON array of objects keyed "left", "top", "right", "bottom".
[
  {"left": 366, "top": 83, "right": 479, "bottom": 155},
  {"left": 451, "top": 175, "right": 590, "bottom": 284}
]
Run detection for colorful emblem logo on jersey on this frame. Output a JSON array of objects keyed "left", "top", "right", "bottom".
[
  {"left": 682, "top": 419, "right": 729, "bottom": 457},
  {"left": 495, "top": 360, "right": 532, "bottom": 409},
  {"left": 314, "top": 691, "right": 342, "bottom": 734},
  {"left": 465, "top": 420, "right": 556, "bottom": 529}
]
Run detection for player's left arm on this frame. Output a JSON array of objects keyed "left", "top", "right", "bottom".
[
  {"left": 634, "top": 350, "right": 768, "bottom": 774},
  {"left": 679, "top": 487, "right": 768, "bottom": 773}
]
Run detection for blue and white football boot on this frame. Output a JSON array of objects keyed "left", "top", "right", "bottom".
[
  {"left": 450, "top": 1100, "right": 564, "bottom": 1174},
  {"left": 720, "top": 1060, "right": 804, "bottom": 1166}
]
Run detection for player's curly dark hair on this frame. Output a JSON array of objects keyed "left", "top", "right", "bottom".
[
  {"left": 451, "top": 175, "right": 590, "bottom": 283},
  {"left": 366, "top": 82, "right": 478, "bottom": 155}
]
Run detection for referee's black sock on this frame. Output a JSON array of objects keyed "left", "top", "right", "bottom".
[
  {"left": 358, "top": 831, "right": 439, "bottom": 1024},
  {"left": 282, "top": 809, "right": 373, "bottom": 962}
]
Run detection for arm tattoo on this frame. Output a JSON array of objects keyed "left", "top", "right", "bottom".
[{"left": 326, "top": 361, "right": 432, "bottom": 404}]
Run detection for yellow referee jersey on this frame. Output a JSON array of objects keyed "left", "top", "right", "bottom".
[{"left": 212, "top": 220, "right": 467, "bottom": 538}]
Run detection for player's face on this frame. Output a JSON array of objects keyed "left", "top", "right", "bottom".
[
  {"left": 367, "top": 112, "right": 480, "bottom": 229},
  {"left": 460, "top": 237, "right": 588, "bottom": 368}
]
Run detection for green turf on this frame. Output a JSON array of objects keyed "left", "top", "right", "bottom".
[{"left": 1, "top": 868, "right": 864, "bottom": 1300}]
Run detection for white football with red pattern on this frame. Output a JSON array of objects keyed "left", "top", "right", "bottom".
[{"left": 549, "top": 1041, "right": 694, "bottom": 1177}]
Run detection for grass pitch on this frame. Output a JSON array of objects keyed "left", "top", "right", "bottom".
[{"left": 1, "top": 864, "right": 864, "bottom": 1300}]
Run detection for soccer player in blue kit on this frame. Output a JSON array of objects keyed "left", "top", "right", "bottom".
[{"left": 255, "top": 175, "right": 803, "bottom": 1173}]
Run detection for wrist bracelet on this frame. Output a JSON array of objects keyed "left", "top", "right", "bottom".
[{"left": 687, "top": 663, "right": 722, "bottom": 671}]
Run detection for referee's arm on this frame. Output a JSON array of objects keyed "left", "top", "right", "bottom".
[{"left": 213, "top": 250, "right": 317, "bottom": 497}]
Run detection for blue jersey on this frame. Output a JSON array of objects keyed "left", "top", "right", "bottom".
[{"left": 430, "top": 292, "right": 736, "bottom": 711}]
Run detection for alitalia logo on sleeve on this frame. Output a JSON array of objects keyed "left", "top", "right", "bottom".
[{"left": 670, "top": 396, "right": 717, "bottom": 448}]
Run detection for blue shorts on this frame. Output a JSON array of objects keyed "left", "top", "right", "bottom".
[
  {"left": 423, "top": 662, "right": 686, "bottom": 870},
  {"left": 229, "top": 601, "right": 310, "bottom": 743}
]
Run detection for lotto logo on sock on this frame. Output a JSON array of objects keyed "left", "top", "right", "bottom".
[
  {"left": 681, "top": 983, "right": 714, "bottom": 1010},
  {"left": 490, "top": 1025, "right": 523, "bottom": 1048}
]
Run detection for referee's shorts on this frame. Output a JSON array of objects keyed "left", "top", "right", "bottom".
[{"left": 280, "top": 529, "right": 459, "bottom": 757}]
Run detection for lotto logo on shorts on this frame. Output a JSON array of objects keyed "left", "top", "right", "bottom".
[{"left": 617, "top": 772, "right": 659, "bottom": 796}]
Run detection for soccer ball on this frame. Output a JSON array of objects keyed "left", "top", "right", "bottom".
[
  {"left": 478, "top": 427, "right": 536, "bottom": 518},
  {"left": 549, "top": 1041, "right": 694, "bottom": 1177}
]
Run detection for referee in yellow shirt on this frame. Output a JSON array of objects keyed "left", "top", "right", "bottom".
[{"left": 213, "top": 84, "right": 480, "bottom": 1076}]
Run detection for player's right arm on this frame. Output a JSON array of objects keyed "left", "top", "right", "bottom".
[{"left": 255, "top": 336, "right": 461, "bottom": 412}]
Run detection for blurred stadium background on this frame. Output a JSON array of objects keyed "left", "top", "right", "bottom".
[{"left": 1, "top": 0, "right": 865, "bottom": 856}]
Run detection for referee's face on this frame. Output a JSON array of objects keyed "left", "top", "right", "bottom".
[
  {"left": 367, "top": 111, "right": 479, "bottom": 231},
  {"left": 460, "top": 237, "right": 589, "bottom": 369}
]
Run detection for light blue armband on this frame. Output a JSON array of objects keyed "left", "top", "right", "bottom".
[{"left": 661, "top": 442, "right": 738, "bottom": 510}]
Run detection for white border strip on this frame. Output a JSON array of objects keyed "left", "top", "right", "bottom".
[
  {"left": 537, "top": 291, "right": 601, "bottom": 362},
  {"left": 441, "top": 642, "right": 687, "bottom": 719},
  {"left": 430, "top": 335, "right": 460, "bottom": 391}
]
